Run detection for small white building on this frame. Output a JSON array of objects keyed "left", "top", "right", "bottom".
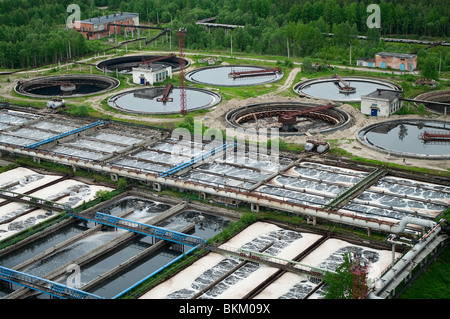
[
  {"left": 132, "top": 64, "right": 172, "bottom": 86},
  {"left": 361, "top": 89, "right": 403, "bottom": 117},
  {"left": 356, "top": 58, "right": 375, "bottom": 68}
]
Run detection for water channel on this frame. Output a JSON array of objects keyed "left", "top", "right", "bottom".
[{"left": 0, "top": 196, "right": 230, "bottom": 299}]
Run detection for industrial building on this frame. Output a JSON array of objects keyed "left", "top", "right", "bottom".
[
  {"left": 132, "top": 64, "right": 172, "bottom": 85},
  {"left": 361, "top": 89, "right": 403, "bottom": 117},
  {"left": 375, "top": 52, "right": 417, "bottom": 71},
  {"left": 356, "top": 58, "right": 375, "bottom": 68},
  {"left": 73, "top": 12, "right": 139, "bottom": 40}
]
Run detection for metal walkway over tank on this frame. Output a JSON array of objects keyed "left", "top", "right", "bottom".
[
  {"left": 159, "top": 142, "right": 237, "bottom": 177},
  {"left": 0, "top": 266, "right": 104, "bottom": 299},
  {"left": 156, "top": 83, "right": 174, "bottom": 103},
  {"left": 229, "top": 68, "right": 281, "bottom": 79},
  {"left": 210, "top": 246, "right": 335, "bottom": 279},
  {"left": 69, "top": 212, "right": 207, "bottom": 247},
  {"left": 23, "top": 120, "right": 108, "bottom": 149},
  {"left": 0, "top": 188, "right": 69, "bottom": 212},
  {"left": 322, "top": 168, "right": 388, "bottom": 211},
  {"left": 420, "top": 131, "right": 450, "bottom": 141},
  {"left": 0, "top": 187, "right": 206, "bottom": 246}
]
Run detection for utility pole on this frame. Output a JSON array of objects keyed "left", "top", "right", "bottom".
[
  {"left": 349, "top": 43, "right": 352, "bottom": 65},
  {"left": 287, "top": 38, "right": 290, "bottom": 59},
  {"left": 177, "top": 28, "right": 187, "bottom": 116},
  {"left": 170, "top": 14, "right": 172, "bottom": 51},
  {"left": 230, "top": 33, "right": 233, "bottom": 57}
]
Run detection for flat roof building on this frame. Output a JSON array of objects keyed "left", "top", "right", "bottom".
[
  {"left": 73, "top": 12, "right": 139, "bottom": 40},
  {"left": 132, "top": 64, "right": 172, "bottom": 86},
  {"left": 375, "top": 52, "right": 417, "bottom": 71},
  {"left": 356, "top": 58, "right": 375, "bottom": 68},
  {"left": 361, "top": 89, "right": 403, "bottom": 117}
]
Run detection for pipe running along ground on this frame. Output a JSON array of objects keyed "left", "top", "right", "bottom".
[{"left": 368, "top": 222, "right": 444, "bottom": 299}]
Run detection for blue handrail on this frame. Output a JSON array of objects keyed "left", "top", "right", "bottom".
[
  {"left": 159, "top": 142, "right": 236, "bottom": 177},
  {"left": 72, "top": 212, "right": 207, "bottom": 247},
  {"left": 23, "top": 120, "right": 107, "bottom": 149},
  {"left": 0, "top": 266, "right": 104, "bottom": 299}
]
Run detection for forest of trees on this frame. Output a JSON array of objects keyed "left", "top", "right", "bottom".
[{"left": 0, "top": 0, "right": 448, "bottom": 71}]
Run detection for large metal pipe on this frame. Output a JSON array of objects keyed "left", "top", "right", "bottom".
[
  {"left": 368, "top": 224, "right": 443, "bottom": 299},
  {"left": 395, "top": 217, "right": 437, "bottom": 233}
]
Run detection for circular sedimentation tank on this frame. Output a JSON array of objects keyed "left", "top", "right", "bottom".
[
  {"left": 294, "top": 76, "right": 402, "bottom": 103},
  {"left": 414, "top": 90, "right": 450, "bottom": 114},
  {"left": 97, "top": 54, "right": 189, "bottom": 74},
  {"left": 15, "top": 74, "right": 120, "bottom": 98},
  {"left": 357, "top": 119, "right": 450, "bottom": 159},
  {"left": 108, "top": 87, "right": 221, "bottom": 115},
  {"left": 186, "top": 65, "right": 284, "bottom": 87},
  {"left": 226, "top": 102, "right": 351, "bottom": 136}
]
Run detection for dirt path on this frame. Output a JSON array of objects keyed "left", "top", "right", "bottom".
[{"left": 274, "top": 67, "right": 301, "bottom": 94}]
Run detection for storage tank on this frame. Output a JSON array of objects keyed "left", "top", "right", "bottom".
[
  {"left": 46, "top": 98, "right": 66, "bottom": 109},
  {"left": 317, "top": 143, "right": 330, "bottom": 154},
  {"left": 304, "top": 142, "right": 315, "bottom": 151}
]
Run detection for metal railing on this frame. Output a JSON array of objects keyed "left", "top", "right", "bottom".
[
  {"left": 322, "top": 168, "right": 387, "bottom": 210},
  {"left": 69, "top": 212, "right": 207, "bottom": 247},
  {"left": 0, "top": 188, "right": 70, "bottom": 212},
  {"left": 210, "top": 245, "right": 335, "bottom": 279},
  {"left": 23, "top": 120, "right": 108, "bottom": 149},
  {"left": 0, "top": 266, "right": 103, "bottom": 299}
]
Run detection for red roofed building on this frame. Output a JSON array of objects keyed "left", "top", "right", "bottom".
[{"left": 73, "top": 12, "right": 139, "bottom": 40}]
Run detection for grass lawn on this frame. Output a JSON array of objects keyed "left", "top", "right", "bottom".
[{"left": 399, "top": 247, "right": 450, "bottom": 299}]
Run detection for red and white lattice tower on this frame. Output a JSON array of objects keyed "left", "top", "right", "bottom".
[
  {"left": 177, "top": 28, "right": 187, "bottom": 116},
  {"left": 349, "top": 253, "right": 370, "bottom": 299}
]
